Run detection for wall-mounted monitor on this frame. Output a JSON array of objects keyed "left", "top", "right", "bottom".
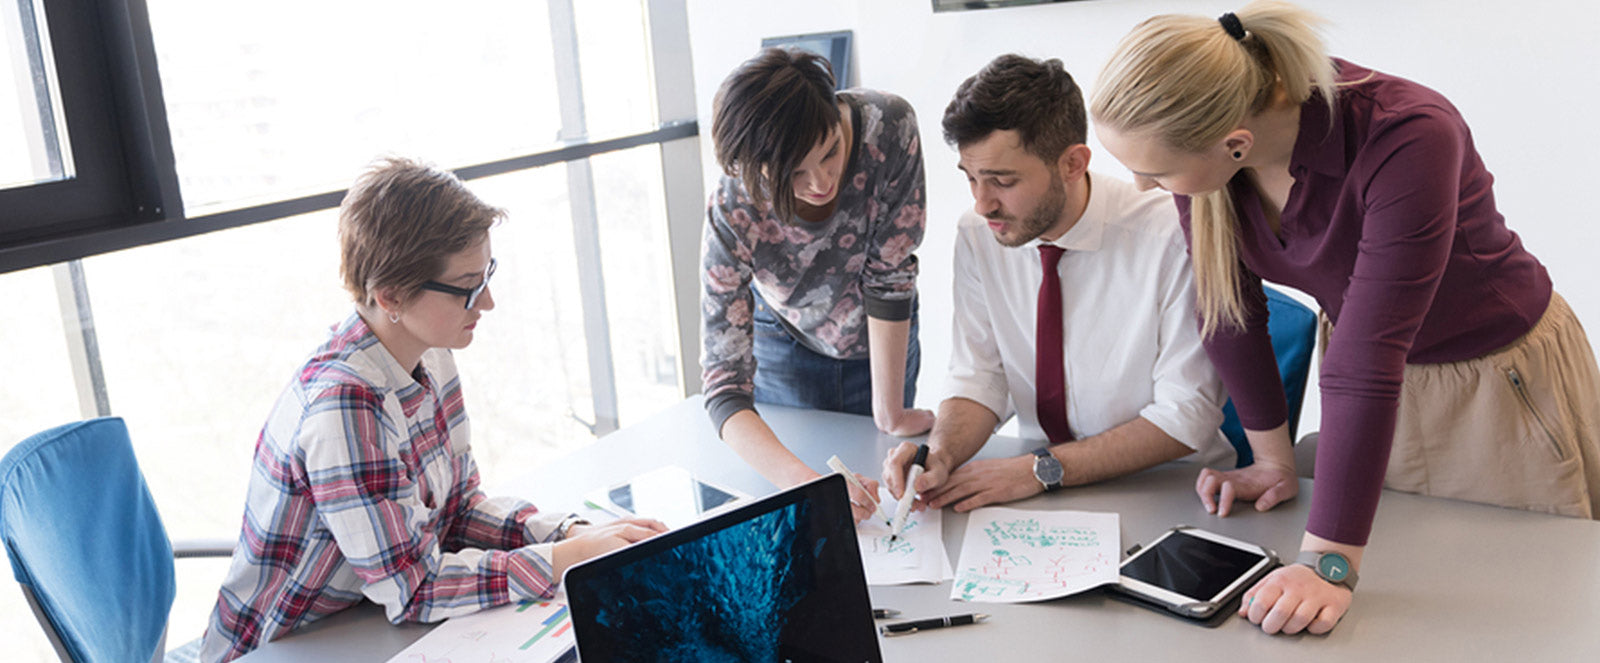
[
  {"left": 760, "top": 30, "right": 853, "bottom": 91},
  {"left": 932, "top": 0, "right": 1085, "bottom": 13}
]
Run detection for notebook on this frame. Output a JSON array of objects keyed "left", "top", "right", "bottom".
[{"left": 564, "top": 474, "right": 882, "bottom": 662}]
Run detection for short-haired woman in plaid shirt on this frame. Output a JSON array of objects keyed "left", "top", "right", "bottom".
[{"left": 201, "top": 158, "right": 666, "bottom": 662}]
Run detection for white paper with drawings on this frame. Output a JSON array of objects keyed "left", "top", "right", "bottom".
[
  {"left": 856, "top": 487, "right": 953, "bottom": 585},
  {"left": 385, "top": 594, "right": 574, "bottom": 663},
  {"left": 951, "top": 507, "right": 1119, "bottom": 603}
]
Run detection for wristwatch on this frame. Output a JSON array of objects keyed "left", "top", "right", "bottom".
[
  {"left": 1031, "top": 447, "right": 1064, "bottom": 492},
  {"left": 1296, "top": 550, "right": 1359, "bottom": 591},
  {"left": 555, "top": 514, "right": 591, "bottom": 540}
]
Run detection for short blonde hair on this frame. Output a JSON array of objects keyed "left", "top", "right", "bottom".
[
  {"left": 1090, "top": 0, "right": 1335, "bottom": 337},
  {"left": 337, "top": 157, "right": 503, "bottom": 307}
]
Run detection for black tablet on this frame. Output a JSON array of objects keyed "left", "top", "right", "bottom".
[
  {"left": 565, "top": 474, "right": 881, "bottom": 662},
  {"left": 1114, "top": 526, "right": 1278, "bottom": 621}
]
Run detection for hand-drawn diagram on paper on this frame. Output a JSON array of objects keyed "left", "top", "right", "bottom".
[
  {"left": 856, "top": 487, "right": 954, "bottom": 585},
  {"left": 951, "top": 507, "right": 1119, "bottom": 603},
  {"left": 385, "top": 597, "right": 574, "bottom": 663}
]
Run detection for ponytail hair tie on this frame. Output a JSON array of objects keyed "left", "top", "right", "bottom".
[{"left": 1218, "top": 12, "right": 1247, "bottom": 41}]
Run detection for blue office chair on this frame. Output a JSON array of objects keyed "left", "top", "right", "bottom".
[
  {"left": 0, "top": 417, "right": 231, "bottom": 663},
  {"left": 1219, "top": 287, "right": 1317, "bottom": 468}
]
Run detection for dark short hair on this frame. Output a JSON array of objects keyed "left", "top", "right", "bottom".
[
  {"left": 942, "top": 54, "right": 1086, "bottom": 163},
  {"left": 711, "top": 47, "right": 840, "bottom": 223},
  {"left": 338, "top": 157, "right": 503, "bottom": 307}
]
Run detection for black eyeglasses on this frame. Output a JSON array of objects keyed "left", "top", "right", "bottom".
[{"left": 420, "top": 258, "right": 497, "bottom": 310}]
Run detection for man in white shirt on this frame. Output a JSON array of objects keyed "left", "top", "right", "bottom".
[{"left": 883, "top": 54, "right": 1228, "bottom": 511}]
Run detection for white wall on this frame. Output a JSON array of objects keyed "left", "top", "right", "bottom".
[{"left": 685, "top": 0, "right": 1600, "bottom": 436}]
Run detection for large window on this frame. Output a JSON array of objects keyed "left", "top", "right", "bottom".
[
  {"left": 146, "top": 0, "right": 567, "bottom": 215},
  {"left": 0, "top": 1, "right": 701, "bottom": 659}
]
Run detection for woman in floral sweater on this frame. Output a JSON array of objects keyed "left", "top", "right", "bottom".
[{"left": 701, "top": 48, "right": 930, "bottom": 520}]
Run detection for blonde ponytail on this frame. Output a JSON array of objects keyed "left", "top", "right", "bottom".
[{"left": 1090, "top": 0, "right": 1335, "bottom": 337}]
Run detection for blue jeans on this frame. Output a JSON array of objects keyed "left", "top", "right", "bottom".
[{"left": 751, "top": 292, "right": 920, "bottom": 417}]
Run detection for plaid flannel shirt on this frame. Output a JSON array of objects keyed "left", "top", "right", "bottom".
[{"left": 201, "top": 313, "right": 569, "bottom": 662}]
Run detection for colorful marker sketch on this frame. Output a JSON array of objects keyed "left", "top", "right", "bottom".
[
  {"left": 385, "top": 597, "right": 574, "bottom": 663},
  {"left": 856, "top": 487, "right": 954, "bottom": 585},
  {"left": 951, "top": 507, "right": 1119, "bottom": 603}
]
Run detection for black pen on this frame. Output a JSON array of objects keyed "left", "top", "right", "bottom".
[
  {"left": 872, "top": 608, "right": 900, "bottom": 619},
  {"left": 879, "top": 613, "right": 989, "bottom": 636}
]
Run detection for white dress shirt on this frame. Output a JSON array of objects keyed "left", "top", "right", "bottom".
[{"left": 945, "top": 172, "right": 1231, "bottom": 465}]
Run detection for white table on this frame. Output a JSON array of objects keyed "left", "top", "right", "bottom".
[{"left": 237, "top": 396, "right": 1600, "bottom": 662}]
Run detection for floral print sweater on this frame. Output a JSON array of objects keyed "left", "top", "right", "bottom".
[{"left": 700, "top": 89, "right": 926, "bottom": 430}]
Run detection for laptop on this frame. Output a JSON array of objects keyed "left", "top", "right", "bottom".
[{"left": 565, "top": 474, "right": 882, "bottom": 662}]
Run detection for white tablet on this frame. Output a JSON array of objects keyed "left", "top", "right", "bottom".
[
  {"left": 1114, "top": 526, "right": 1278, "bottom": 620},
  {"left": 582, "top": 465, "right": 748, "bottom": 529}
]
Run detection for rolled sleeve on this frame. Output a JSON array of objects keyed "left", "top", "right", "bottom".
[
  {"left": 1138, "top": 232, "right": 1227, "bottom": 450},
  {"left": 944, "top": 227, "right": 1011, "bottom": 420}
]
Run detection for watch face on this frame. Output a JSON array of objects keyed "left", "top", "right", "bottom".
[
  {"left": 1316, "top": 553, "right": 1351, "bottom": 582},
  {"left": 1035, "top": 456, "right": 1064, "bottom": 485}
]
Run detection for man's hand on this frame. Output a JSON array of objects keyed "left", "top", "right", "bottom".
[
  {"left": 1239, "top": 564, "right": 1352, "bottom": 635},
  {"left": 876, "top": 407, "right": 936, "bottom": 437},
  {"left": 881, "top": 440, "right": 951, "bottom": 509},
  {"left": 918, "top": 454, "right": 1041, "bottom": 512},
  {"left": 1195, "top": 459, "right": 1298, "bottom": 516}
]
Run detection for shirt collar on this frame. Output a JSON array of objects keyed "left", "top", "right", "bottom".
[
  {"left": 1032, "top": 171, "right": 1106, "bottom": 252},
  {"left": 339, "top": 311, "right": 424, "bottom": 394},
  {"left": 1291, "top": 60, "right": 1356, "bottom": 179}
]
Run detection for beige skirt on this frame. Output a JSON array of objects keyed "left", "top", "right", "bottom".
[{"left": 1321, "top": 292, "right": 1600, "bottom": 518}]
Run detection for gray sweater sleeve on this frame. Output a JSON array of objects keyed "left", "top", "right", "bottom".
[
  {"left": 698, "top": 187, "right": 758, "bottom": 433},
  {"left": 860, "top": 95, "right": 925, "bottom": 322}
]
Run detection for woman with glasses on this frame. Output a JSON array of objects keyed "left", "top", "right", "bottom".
[
  {"left": 201, "top": 158, "right": 666, "bottom": 662},
  {"left": 701, "top": 48, "right": 933, "bottom": 522}
]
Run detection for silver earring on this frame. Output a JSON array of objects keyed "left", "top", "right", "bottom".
[{"left": 388, "top": 310, "right": 400, "bottom": 324}]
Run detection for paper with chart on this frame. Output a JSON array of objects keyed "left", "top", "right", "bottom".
[
  {"left": 385, "top": 596, "right": 574, "bottom": 663},
  {"left": 856, "top": 487, "right": 953, "bottom": 585},
  {"left": 951, "top": 507, "right": 1119, "bottom": 603}
]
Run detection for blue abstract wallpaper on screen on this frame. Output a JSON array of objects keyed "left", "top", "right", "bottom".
[{"left": 570, "top": 490, "right": 878, "bottom": 662}]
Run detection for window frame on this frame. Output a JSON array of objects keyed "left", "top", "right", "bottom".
[{"left": 0, "top": 0, "right": 181, "bottom": 268}]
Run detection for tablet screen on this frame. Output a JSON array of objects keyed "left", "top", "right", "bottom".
[
  {"left": 1121, "top": 530, "right": 1267, "bottom": 601},
  {"left": 602, "top": 466, "right": 741, "bottom": 528}
]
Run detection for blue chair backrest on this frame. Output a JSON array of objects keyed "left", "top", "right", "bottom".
[
  {"left": 0, "top": 417, "right": 176, "bottom": 663},
  {"left": 1219, "top": 287, "right": 1317, "bottom": 467}
]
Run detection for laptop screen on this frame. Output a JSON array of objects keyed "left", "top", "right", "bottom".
[{"left": 565, "top": 474, "right": 881, "bottom": 663}]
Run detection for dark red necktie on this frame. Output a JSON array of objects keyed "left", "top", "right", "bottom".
[{"left": 1036, "top": 244, "right": 1074, "bottom": 442}]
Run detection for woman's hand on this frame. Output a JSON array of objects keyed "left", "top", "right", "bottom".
[
  {"left": 876, "top": 407, "right": 936, "bottom": 437},
  {"left": 551, "top": 518, "right": 668, "bottom": 578},
  {"left": 1195, "top": 458, "right": 1298, "bottom": 516},
  {"left": 1239, "top": 564, "right": 1352, "bottom": 635},
  {"left": 844, "top": 472, "right": 885, "bottom": 524}
]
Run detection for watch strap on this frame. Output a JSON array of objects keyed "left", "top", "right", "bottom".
[{"left": 1296, "top": 550, "right": 1359, "bottom": 590}]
